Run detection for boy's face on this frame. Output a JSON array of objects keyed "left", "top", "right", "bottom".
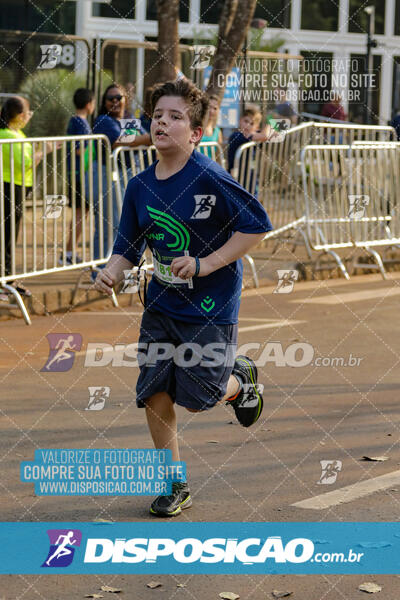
[
  {"left": 240, "top": 114, "right": 259, "bottom": 137},
  {"left": 151, "top": 96, "right": 202, "bottom": 154}
]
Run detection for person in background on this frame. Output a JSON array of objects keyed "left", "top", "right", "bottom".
[
  {"left": 0, "top": 96, "right": 49, "bottom": 300},
  {"left": 92, "top": 83, "right": 151, "bottom": 267},
  {"left": 321, "top": 92, "right": 347, "bottom": 121},
  {"left": 227, "top": 107, "right": 271, "bottom": 174},
  {"left": 201, "top": 94, "right": 223, "bottom": 157},
  {"left": 62, "top": 88, "right": 96, "bottom": 266}
]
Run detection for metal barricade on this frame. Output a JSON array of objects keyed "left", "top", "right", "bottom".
[
  {"left": 301, "top": 143, "right": 400, "bottom": 279},
  {"left": 196, "top": 141, "right": 225, "bottom": 169},
  {"left": 0, "top": 134, "right": 115, "bottom": 324},
  {"left": 232, "top": 122, "right": 395, "bottom": 255}
]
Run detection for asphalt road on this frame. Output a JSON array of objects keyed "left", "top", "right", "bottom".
[{"left": 1, "top": 272, "right": 400, "bottom": 599}]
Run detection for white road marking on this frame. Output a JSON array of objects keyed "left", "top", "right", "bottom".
[
  {"left": 238, "top": 320, "right": 305, "bottom": 333},
  {"left": 292, "top": 470, "right": 400, "bottom": 509},
  {"left": 290, "top": 287, "right": 400, "bottom": 305}
]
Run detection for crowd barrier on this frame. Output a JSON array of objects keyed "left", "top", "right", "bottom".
[
  {"left": 233, "top": 122, "right": 396, "bottom": 262},
  {"left": 300, "top": 142, "right": 400, "bottom": 279},
  {"left": 1, "top": 129, "right": 398, "bottom": 324},
  {"left": 0, "top": 134, "right": 115, "bottom": 323},
  {"left": 0, "top": 138, "right": 226, "bottom": 324}
]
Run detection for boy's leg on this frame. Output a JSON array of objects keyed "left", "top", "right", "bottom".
[
  {"left": 222, "top": 374, "right": 241, "bottom": 401},
  {"left": 145, "top": 391, "right": 192, "bottom": 518},
  {"left": 145, "top": 391, "right": 180, "bottom": 462},
  {"left": 223, "top": 356, "right": 264, "bottom": 428}
]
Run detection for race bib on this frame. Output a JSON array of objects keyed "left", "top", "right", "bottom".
[{"left": 153, "top": 254, "right": 192, "bottom": 287}]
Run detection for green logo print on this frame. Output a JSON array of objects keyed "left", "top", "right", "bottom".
[
  {"left": 147, "top": 206, "right": 190, "bottom": 251},
  {"left": 201, "top": 296, "right": 215, "bottom": 312}
]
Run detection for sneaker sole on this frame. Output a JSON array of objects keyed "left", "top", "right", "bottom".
[
  {"left": 149, "top": 494, "right": 192, "bottom": 518},
  {"left": 236, "top": 356, "right": 263, "bottom": 425}
]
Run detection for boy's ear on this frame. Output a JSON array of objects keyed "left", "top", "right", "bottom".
[{"left": 190, "top": 126, "right": 203, "bottom": 145}]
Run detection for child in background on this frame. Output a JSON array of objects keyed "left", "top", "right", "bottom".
[
  {"left": 62, "top": 88, "right": 96, "bottom": 266},
  {"left": 227, "top": 107, "right": 271, "bottom": 174}
]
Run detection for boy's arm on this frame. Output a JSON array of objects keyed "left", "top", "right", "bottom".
[
  {"left": 113, "top": 133, "right": 151, "bottom": 149},
  {"left": 170, "top": 231, "right": 266, "bottom": 279},
  {"left": 94, "top": 254, "right": 134, "bottom": 296}
]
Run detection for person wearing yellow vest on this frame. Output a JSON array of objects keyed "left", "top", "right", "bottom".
[{"left": 0, "top": 96, "right": 41, "bottom": 299}]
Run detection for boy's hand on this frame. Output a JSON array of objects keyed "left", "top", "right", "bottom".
[
  {"left": 252, "top": 125, "right": 281, "bottom": 143},
  {"left": 94, "top": 269, "right": 117, "bottom": 296},
  {"left": 170, "top": 256, "right": 212, "bottom": 279}
]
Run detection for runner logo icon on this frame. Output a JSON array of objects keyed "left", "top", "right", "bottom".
[
  {"left": 41, "top": 333, "right": 82, "bottom": 372},
  {"left": 41, "top": 529, "right": 82, "bottom": 567},
  {"left": 317, "top": 460, "right": 342, "bottom": 485},
  {"left": 191, "top": 195, "right": 216, "bottom": 219}
]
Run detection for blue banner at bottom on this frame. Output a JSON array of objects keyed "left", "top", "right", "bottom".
[{"left": 0, "top": 522, "right": 399, "bottom": 574}]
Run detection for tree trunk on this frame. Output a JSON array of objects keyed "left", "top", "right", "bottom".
[
  {"left": 206, "top": 0, "right": 257, "bottom": 99},
  {"left": 157, "top": 0, "right": 180, "bottom": 82}
]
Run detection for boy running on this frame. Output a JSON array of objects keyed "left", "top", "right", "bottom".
[{"left": 95, "top": 79, "right": 273, "bottom": 517}]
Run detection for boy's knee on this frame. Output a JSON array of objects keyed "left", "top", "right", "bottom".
[{"left": 145, "top": 392, "right": 173, "bottom": 411}]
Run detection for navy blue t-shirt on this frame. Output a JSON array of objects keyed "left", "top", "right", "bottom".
[
  {"left": 227, "top": 131, "right": 250, "bottom": 173},
  {"left": 66, "top": 115, "right": 92, "bottom": 173},
  {"left": 113, "top": 151, "right": 272, "bottom": 324}
]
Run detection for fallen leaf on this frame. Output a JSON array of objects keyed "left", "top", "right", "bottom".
[
  {"left": 219, "top": 593, "right": 240, "bottom": 600},
  {"left": 359, "top": 582, "right": 382, "bottom": 593},
  {"left": 100, "top": 586, "right": 122, "bottom": 593},
  {"left": 362, "top": 456, "right": 389, "bottom": 462},
  {"left": 93, "top": 518, "right": 113, "bottom": 523},
  {"left": 207, "top": 440, "right": 219, "bottom": 444},
  {"left": 176, "top": 583, "right": 186, "bottom": 588},
  {"left": 112, "top": 403, "right": 123, "bottom": 407},
  {"left": 272, "top": 592, "right": 293, "bottom": 598},
  {"left": 147, "top": 581, "right": 162, "bottom": 589},
  {"left": 85, "top": 595, "right": 103, "bottom": 599}
]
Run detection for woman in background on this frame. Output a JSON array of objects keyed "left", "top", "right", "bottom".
[
  {"left": 0, "top": 96, "right": 41, "bottom": 300},
  {"left": 92, "top": 83, "right": 151, "bottom": 266}
]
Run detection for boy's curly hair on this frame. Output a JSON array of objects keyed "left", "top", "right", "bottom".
[{"left": 150, "top": 79, "right": 209, "bottom": 130}]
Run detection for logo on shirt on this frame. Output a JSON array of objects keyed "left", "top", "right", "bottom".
[
  {"left": 146, "top": 206, "right": 190, "bottom": 251},
  {"left": 191, "top": 195, "right": 216, "bottom": 220}
]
